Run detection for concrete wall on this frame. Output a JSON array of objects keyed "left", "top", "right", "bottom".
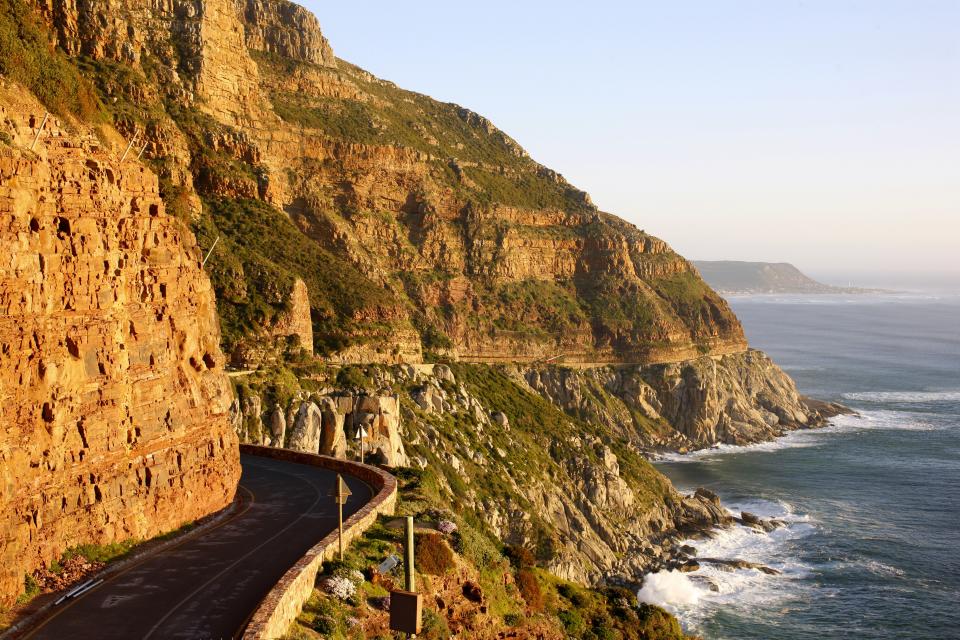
[{"left": 239, "top": 444, "right": 397, "bottom": 639}]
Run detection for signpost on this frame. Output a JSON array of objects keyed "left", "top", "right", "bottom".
[
  {"left": 390, "top": 516, "right": 422, "bottom": 637},
  {"left": 355, "top": 425, "right": 368, "bottom": 464},
  {"left": 329, "top": 474, "right": 352, "bottom": 560}
]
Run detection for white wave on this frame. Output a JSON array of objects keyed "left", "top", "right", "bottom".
[
  {"left": 830, "top": 410, "right": 939, "bottom": 432},
  {"left": 637, "top": 570, "right": 702, "bottom": 608},
  {"left": 646, "top": 496, "right": 817, "bottom": 633},
  {"left": 656, "top": 408, "right": 940, "bottom": 464},
  {"left": 655, "top": 429, "right": 824, "bottom": 463},
  {"left": 841, "top": 390, "right": 960, "bottom": 404}
]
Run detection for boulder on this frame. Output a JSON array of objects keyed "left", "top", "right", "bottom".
[
  {"left": 268, "top": 406, "right": 286, "bottom": 446},
  {"left": 288, "top": 401, "right": 323, "bottom": 453}
]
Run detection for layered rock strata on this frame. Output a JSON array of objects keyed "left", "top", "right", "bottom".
[{"left": 0, "top": 85, "right": 240, "bottom": 606}]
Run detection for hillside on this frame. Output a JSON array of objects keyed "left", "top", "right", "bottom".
[
  {"left": 3, "top": 0, "right": 746, "bottom": 367},
  {"left": 694, "top": 260, "right": 879, "bottom": 294},
  {"left": 0, "top": 0, "right": 846, "bottom": 633}
]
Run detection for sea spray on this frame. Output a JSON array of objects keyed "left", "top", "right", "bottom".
[{"left": 637, "top": 570, "right": 702, "bottom": 608}]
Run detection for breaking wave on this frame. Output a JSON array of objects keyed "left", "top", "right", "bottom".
[{"left": 842, "top": 390, "right": 960, "bottom": 404}]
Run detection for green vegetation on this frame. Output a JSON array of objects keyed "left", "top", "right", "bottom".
[
  {"left": 15, "top": 575, "right": 40, "bottom": 606},
  {"left": 192, "top": 198, "right": 400, "bottom": 353},
  {"left": 0, "top": 0, "right": 102, "bottom": 119}
]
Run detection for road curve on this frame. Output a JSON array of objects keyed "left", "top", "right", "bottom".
[{"left": 25, "top": 453, "right": 374, "bottom": 640}]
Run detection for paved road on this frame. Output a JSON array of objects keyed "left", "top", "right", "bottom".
[{"left": 26, "top": 454, "right": 374, "bottom": 640}]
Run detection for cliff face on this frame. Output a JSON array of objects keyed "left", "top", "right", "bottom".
[
  {"left": 0, "top": 83, "right": 240, "bottom": 605},
  {"left": 230, "top": 362, "right": 731, "bottom": 588},
  {"left": 17, "top": 0, "right": 747, "bottom": 365},
  {"left": 524, "top": 350, "right": 840, "bottom": 451}
]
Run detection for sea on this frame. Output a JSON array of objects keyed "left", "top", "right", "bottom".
[{"left": 645, "top": 292, "right": 960, "bottom": 640}]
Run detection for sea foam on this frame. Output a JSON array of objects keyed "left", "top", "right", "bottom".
[
  {"left": 637, "top": 570, "right": 702, "bottom": 608},
  {"left": 842, "top": 390, "right": 960, "bottom": 404}
]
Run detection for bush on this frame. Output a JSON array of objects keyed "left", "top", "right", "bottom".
[
  {"left": 505, "top": 544, "right": 536, "bottom": 569},
  {"left": 516, "top": 568, "right": 543, "bottom": 611},
  {"left": 415, "top": 533, "right": 455, "bottom": 575},
  {"left": 419, "top": 608, "right": 451, "bottom": 640}
]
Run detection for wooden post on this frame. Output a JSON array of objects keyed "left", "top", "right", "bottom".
[
  {"left": 405, "top": 516, "right": 415, "bottom": 592},
  {"left": 30, "top": 112, "right": 49, "bottom": 151}
]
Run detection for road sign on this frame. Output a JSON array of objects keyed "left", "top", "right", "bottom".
[
  {"left": 331, "top": 474, "right": 353, "bottom": 560},
  {"left": 355, "top": 426, "right": 368, "bottom": 440},
  {"left": 330, "top": 474, "right": 352, "bottom": 505}
]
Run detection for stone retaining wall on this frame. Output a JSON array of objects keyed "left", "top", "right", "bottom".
[{"left": 239, "top": 445, "right": 397, "bottom": 639}]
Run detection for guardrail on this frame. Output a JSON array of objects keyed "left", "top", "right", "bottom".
[{"left": 239, "top": 445, "right": 398, "bottom": 640}]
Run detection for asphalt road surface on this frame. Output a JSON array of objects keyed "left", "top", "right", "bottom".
[{"left": 25, "top": 454, "right": 374, "bottom": 640}]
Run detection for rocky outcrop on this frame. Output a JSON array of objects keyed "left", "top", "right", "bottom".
[
  {"left": 0, "top": 84, "right": 240, "bottom": 606},
  {"left": 522, "top": 350, "right": 845, "bottom": 451},
  {"left": 242, "top": 0, "right": 336, "bottom": 66},
  {"left": 270, "top": 277, "right": 313, "bottom": 352},
  {"left": 235, "top": 390, "right": 408, "bottom": 467}
]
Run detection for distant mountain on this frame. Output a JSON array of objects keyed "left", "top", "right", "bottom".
[{"left": 694, "top": 261, "right": 881, "bottom": 294}]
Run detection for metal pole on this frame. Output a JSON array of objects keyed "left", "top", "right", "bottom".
[
  {"left": 338, "top": 500, "right": 344, "bottom": 561},
  {"left": 405, "top": 516, "right": 415, "bottom": 592},
  {"left": 30, "top": 112, "right": 49, "bottom": 151},
  {"left": 135, "top": 140, "right": 149, "bottom": 160},
  {"left": 119, "top": 134, "right": 137, "bottom": 162},
  {"left": 201, "top": 236, "right": 220, "bottom": 268}
]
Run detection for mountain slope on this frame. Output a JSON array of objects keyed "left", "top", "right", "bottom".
[{"left": 8, "top": 0, "right": 746, "bottom": 366}]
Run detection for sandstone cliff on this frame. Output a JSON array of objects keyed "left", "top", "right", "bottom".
[
  {"left": 10, "top": 0, "right": 746, "bottom": 365},
  {"left": 0, "top": 82, "right": 240, "bottom": 606}
]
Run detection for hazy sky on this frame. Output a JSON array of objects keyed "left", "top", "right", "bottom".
[{"left": 300, "top": 0, "right": 958, "bottom": 282}]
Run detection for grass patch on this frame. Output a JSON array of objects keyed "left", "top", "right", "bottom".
[{"left": 0, "top": 0, "right": 102, "bottom": 119}]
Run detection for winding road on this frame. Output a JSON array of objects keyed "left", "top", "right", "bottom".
[{"left": 24, "top": 453, "right": 374, "bottom": 640}]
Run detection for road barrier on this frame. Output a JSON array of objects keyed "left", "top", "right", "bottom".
[{"left": 239, "top": 445, "right": 398, "bottom": 640}]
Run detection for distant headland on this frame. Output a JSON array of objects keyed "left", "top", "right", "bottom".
[{"left": 694, "top": 260, "right": 891, "bottom": 294}]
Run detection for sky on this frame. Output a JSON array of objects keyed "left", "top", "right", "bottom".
[{"left": 300, "top": 0, "right": 958, "bottom": 285}]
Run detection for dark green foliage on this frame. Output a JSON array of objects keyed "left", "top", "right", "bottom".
[
  {"left": 192, "top": 198, "right": 397, "bottom": 353},
  {"left": 334, "top": 365, "right": 373, "bottom": 390},
  {"left": 16, "top": 574, "right": 40, "bottom": 605},
  {"left": 0, "top": 0, "right": 102, "bottom": 119}
]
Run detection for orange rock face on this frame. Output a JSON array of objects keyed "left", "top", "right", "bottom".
[{"left": 0, "top": 85, "right": 240, "bottom": 606}]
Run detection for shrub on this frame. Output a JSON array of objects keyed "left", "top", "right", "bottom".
[
  {"left": 319, "top": 575, "right": 356, "bottom": 601},
  {"left": 505, "top": 544, "right": 536, "bottom": 569},
  {"left": 415, "top": 533, "right": 454, "bottom": 575},
  {"left": 516, "top": 568, "right": 543, "bottom": 611},
  {"left": 419, "top": 608, "right": 452, "bottom": 640},
  {"left": 436, "top": 519, "right": 458, "bottom": 535}
]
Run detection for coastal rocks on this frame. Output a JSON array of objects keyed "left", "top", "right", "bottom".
[
  {"left": 523, "top": 350, "right": 845, "bottom": 451},
  {"left": 737, "top": 511, "right": 786, "bottom": 533},
  {"left": 268, "top": 406, "right": 286, "bottom": 446},
  {"left": 0, "top": 88, "right": 239, "bottom": 606},
  {"left": 674, "top": 488, "right": 735, "bottom": 533},
  {"left": 699, "top": 558, "right": 782, "bottom": 575}
]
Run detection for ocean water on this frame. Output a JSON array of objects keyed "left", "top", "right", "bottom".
[{"left": 650, "top": 293, "right": 960, "bottom": 640}]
